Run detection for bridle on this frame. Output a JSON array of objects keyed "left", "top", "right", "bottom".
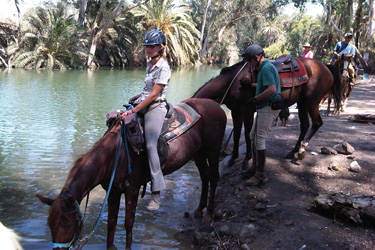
[{"left": 50, "top": 200, "right": 84, "bottom": 249}]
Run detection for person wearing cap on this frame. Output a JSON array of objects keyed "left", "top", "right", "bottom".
[
  {"left": 122, "top": 29, "right": 170, "bottom": 211},
  {"left": 301, "top": 43, "right": 313, "bottom": 58},
  {"left": 241, "top": 44, "right": 282, "bottom": 186},
  {"left": 332, "top": 32, "right": 356, "bottom": 79}
]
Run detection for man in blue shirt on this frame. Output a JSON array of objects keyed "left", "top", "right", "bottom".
[
  {"left": 242, "top": 44, "right": 281, "bottom": 186},
  {"left": 332, "top": 32, "right": 356, "bottom": 79}
]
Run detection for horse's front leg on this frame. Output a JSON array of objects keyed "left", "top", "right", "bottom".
[
  {"left": 286, "top": 102, "right": 310, "bottom": 159},
  {"left": 241, "top": 105, "right": 255, "bottom": 169},
  {"left": 107, "top": 191, "right": 121, "bottom": 249},
  {"left": 227, "top": 110, "right": 243, "bottom": 167},
  {"left": 124, "top": 184, "right": 141, "bottom": 250}
]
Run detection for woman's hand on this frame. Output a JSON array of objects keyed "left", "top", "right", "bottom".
[{"left": 121, "top": 109, "right": 133, "bottom": 118}]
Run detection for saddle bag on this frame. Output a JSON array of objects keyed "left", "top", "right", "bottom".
[
  {"left": 123, "top": 113, "right": 145, "bottom": 153},
  {"left": 270, "top": 95, "right": 285, "bottom": 110}
]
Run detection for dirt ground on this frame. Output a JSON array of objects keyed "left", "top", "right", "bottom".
[{"left": 203, "top": 77, "right": 375, "bottom": 250}]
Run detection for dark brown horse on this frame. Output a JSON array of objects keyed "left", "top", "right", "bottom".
[
  {"left": 322, "top": 55, "right": 355, "bottom": 115},
  {"left": 193, "top": 61, "right": 255, "bottom": 167},
  {"left": 194, "top": 57, "right": 342, "bottom": 161},
  {"left": 36, "top": 98, "right": 226, "bottom": 250}
]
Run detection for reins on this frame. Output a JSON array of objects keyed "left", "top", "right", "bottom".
[
  {"left": 219, "top": 61, "right": 248, "bottom": 105},
  {"left": 76, "top": 122, "right": 131, "bottom": 249}
]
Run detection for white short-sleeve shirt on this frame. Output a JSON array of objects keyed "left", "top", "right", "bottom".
[{"left": 138, "top": 58, "right": 170, "bottom": 102}]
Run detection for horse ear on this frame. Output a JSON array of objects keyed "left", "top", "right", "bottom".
[{"left": 36, "top": 194, "right": 55, "bottom": 206}]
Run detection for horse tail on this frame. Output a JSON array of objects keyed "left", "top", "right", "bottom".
[{"left": 325, "top": 64, "right": 342, "bottom": 113}]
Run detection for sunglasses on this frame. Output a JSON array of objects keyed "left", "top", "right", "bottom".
[{"left": 144, "top": 45, "right": 159, "bottom": 48}]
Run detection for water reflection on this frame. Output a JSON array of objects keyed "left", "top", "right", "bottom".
[{"left": 0, "top": 66, "right": 223, "bottom": 249}]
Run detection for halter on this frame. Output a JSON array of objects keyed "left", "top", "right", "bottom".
[{"left": 50, "top": 200, "right": 84, "bottom": 249}]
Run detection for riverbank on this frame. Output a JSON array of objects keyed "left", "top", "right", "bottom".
[{"left": 203, "top": 77, "right": 375, "bottom": 249}]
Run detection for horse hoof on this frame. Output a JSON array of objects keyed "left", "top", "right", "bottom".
[
  {"left": 298, "top": 151, "right": 306, "bottom": 160},
  {"left": 203, "top": 213, "right": 213, "bottom": 223},
  {"left": 240, "top": 160, "right": 249, "bottom": 170},
  {"left": 227, "top": 158, "right": 235, "bottom": 168},
  {"left": 285, "top": 153, "right": 294, "bottom": 159},
  {"left": 194, "top": 210, "right": 204, "bottom": 219}
]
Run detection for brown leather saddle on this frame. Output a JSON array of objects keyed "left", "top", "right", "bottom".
[
  {"left": 106, "top": 102, "right": 200, "bottom": 164},
  {"left": 271, "top": 54, "right": 300, "bottom": 73}
]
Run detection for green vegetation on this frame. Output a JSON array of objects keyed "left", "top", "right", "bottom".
[{"left": 0, "top": 0, "right": 374, "bottom": 71}]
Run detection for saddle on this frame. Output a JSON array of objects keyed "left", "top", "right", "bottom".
[
  {"left": 271, "top": 54, "right": 300, "bottom": 73},
  {"left": 271, "top": 54, "right": 309, "bottom": 87},
  {"left": 105, "top": 102, "right": 201, "bottom": 163}
]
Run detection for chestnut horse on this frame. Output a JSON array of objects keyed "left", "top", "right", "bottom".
[
  {"left": 36, "top": 98, "right": 226, "bottom": 250},
  {"left": 193, "top": 57, "right": 342, "bottom": 161}
]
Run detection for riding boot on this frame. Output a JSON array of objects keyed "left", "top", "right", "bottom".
[
  {"left": 246, "top": 150, "right": 266, "bottom": 186},
  {"left": 242, "top": 145, "right": 257, "bottom": 178}
]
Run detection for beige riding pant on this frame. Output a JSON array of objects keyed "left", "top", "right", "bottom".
[{"left": 250, "top": 106, "right": 280, "bottom": 150}]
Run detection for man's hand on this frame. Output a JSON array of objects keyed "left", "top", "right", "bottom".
[{"left": 248, "top": 97, "right": 256, "bottom": 105}]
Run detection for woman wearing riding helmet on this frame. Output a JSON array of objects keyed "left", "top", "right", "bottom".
[{"left": 122, "top": 29, "right": 170, "bottom": 211}]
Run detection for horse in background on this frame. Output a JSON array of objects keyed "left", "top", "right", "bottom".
[
  {"left": 321, "top": 55, "right": 356, "bottom": 115},
  {"left": 0, "top": 222, "right": 23, "bottom": 250},
  {"left": 194, "top": 57, "right": 342, "bottom": 161},
  {"left": 36, "top": 98, "right": 226, "bottom": 250},
  {"left": 337, "top": 54, "right": 356, "bottom": 111}
]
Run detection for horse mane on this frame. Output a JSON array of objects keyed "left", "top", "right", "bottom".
[
  {"left": 192, "top": 60, "right": 246, "bottom": 98},
  {"left": 64, "top": 118, "right": 122, "bottom": 194},
  {"left": 48, "top": 194, "right": 76, "bottom": 231}
]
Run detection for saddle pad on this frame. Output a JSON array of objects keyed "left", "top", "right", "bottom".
[
  {"left": 162, "top": 102, "right": 201, "bottom": 143},
  {"left": 279, "top": 58, "right": 308, "bottom": 87}
]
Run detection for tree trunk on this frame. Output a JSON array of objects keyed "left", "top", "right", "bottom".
[
  {"left": 85, "top": 0, "right": 149, "bottom": 68},
  {"left": 200, "top": 0, "right": 211, "bottom": 47},
  {"left": 78, "top": 0, "right": 88, "bottom": 26},
  {"left": 355, "top": 47, "right": 371, "bottom": 73},
  {"left": 313, "top": 192, "right": 375, "bottom": 226},
  {"left": 370, "top": 0, "right": 375, "bottom": 42},
  {"left": 320, "top": 0, "right": 343, "bottom": 35}
]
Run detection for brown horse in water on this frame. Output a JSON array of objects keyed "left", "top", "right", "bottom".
[
  {"left": 194, "top": 57, "right": 342, "bottom": 161},
  {"left": 36, "top": 98, "right": 226, "bottom": 250}
]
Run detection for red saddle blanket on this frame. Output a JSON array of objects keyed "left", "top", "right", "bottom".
[{"left": 279, "top": 58, "right": 308, "bottom": 87}]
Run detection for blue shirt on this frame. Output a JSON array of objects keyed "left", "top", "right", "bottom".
[{"left": 332, "top": 41, "right": 356, "bottom": 61}]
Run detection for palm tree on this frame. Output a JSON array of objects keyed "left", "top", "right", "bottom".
[
  {"left": 262, "top": 18, "right": 284, "bottom": 47},
  {"left": 136, "top": 0, "right": 201, "bottom": 66},
  {"left": 12, "top": 2, "right": 87, "bottom": 69}
]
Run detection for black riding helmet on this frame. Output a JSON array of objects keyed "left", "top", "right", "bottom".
[
  {"left": 243, "top": 44, "right": 264, "bottom": 61},
  {"left": 143, "top": 30, "right": 166, "bottom": 46}
]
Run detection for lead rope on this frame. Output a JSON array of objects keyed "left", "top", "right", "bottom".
[
  {"left": 76, "top": 122, "right": 130, "bottom": 249},
  {"left": 219, "top": 61, "right": 248, "bottom": 105}
]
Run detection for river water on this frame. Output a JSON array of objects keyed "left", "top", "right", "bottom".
[{"left": 0, "top": 65, "right": 224, "bottom": 250}]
